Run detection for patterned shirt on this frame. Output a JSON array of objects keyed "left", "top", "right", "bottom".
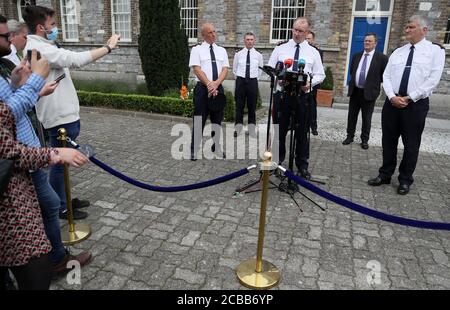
[
  {"left": 0, "top": 103, "right": 52, "bottom": 266},
  {"left": 0, "top": 73, "right": 45, "bottom": 147}
]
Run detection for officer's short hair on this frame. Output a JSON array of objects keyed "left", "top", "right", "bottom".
[
  {"left": 244, "top": 32, "right": 255, "bottom": 38},
  {"left": 293, "top": 17, "right": 311, "bottom": 28},
  {"left": 408, "top": 15, "right": 429, "bottom": 28},
  {"left": 0, "top": 15, "right": 7, "bottom": 24},
  {"left": 365, "top": 32, "right": 378, "bottom": 42},
  {"left": 7, "top": 19, "right": 27, "bottom": 34}
]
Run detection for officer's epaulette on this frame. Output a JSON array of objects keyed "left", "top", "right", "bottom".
[
  {"left": 308, "top": 42, "right": 320, "bottom": 51},
  {"left": 432, "top": 42, "right": 445, "bottom": 49},
  {"left": 276, "top": 40, "right": 289, "bottom": 46},
  {"left": 190, "top": 42, "right": 201, "bottom": 49}
]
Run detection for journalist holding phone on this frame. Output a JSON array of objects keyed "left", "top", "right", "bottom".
[{"left": 22, "top": 5, "right": 120, "bottom": 223}]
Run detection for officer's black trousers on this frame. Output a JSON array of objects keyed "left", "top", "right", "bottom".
[
  {"left": 310, "top": 86, "right": 318, "bottom": 131},
  {"left": 234, "top": 77, "right": 258, "bottom": 126},
  {"left": 273, "top": 92, "right": 310, "bottom": 171},
  {"left": 379, "top": 97, "right": 429, "bottom": 185},
  {"left": 191, "top": 83, "right": 224, "bottom": 155},
  {"left": 346, "top": 87, "right": 376, "bottom": 143}
]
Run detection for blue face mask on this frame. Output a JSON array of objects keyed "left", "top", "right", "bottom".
[{"left": 46, "top": 27, "right": 58, "bottom": 41}]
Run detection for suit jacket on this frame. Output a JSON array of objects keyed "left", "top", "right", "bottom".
[{"left": 348, "top": 50, "right": 388, "bottom": 101}]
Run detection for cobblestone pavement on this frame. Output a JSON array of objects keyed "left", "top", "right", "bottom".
[{"left": 51, "top": 107, "right": 450, "bottom": 290}]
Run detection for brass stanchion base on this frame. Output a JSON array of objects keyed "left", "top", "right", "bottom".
[
  {"left": 236, "top": 259, "right": 280, "bottom": 290},
  {"left": 61, "top": 223, "right": 91, "bottom": 245}
]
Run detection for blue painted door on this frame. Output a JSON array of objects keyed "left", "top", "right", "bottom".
[{"left": 347, "top": 17, "right": 388, "bottom": 84}]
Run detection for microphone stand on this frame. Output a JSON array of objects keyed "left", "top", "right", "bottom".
[{"left": 234, "top": 67, "right": 279, "bottom": 194}]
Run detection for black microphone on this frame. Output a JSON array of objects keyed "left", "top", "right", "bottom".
[{"left": 274, "top": 61, "right": 284, "bottom": 75}]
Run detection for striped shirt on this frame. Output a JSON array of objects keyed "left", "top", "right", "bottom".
[{"left": 0, "top": 73, "right": 45, "bottom": 147}]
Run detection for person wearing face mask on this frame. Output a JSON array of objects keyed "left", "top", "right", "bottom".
[{"left": 22, "top": 5, "right": 120, "bottom": 223}]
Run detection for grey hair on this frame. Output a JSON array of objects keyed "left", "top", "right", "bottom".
[
  {"left": 7, "top": 19, "right": 27, "bottom": 33},
  {"left": 408, "top": 15, "right": 429, "bottom": 28}
]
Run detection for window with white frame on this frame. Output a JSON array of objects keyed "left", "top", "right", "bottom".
[
  {"left": 179, "top": 0, "right": 198, "bottom": 43},
  {"left": 60, "top": 0, "right": 79, "bottom": 42},
  {"left": 17, "top": 0, "right": 36, "bottom": 21},
  {"left": 271, "top": 0, "right": 306, "bottom": 43},
  {"left": 111, "top": 0, "right": 132, "bottom": 42},
  {"left": 445, "top": 17, "right": 450, "bottom": 46}
]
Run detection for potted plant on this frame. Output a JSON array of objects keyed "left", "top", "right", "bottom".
[{"left": 317, "top": 66, "right": 334, "bottom": 107}]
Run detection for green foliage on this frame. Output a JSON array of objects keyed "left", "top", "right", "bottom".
[
  {"left": 73, "top": 79, "right": 150, "bottom": 95},
  {"left": 320, "top": 67, "right": 334, "bottom": 90},
  {"left": 138, "top": 0, "right": 189, "bottom": 96},
  {"left": 77, "top": 91, "right": 194, "bottom": 117}
]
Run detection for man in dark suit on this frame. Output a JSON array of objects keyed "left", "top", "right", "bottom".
[{"left": 343, "top": 33, "right": 388, "bottom": 149}]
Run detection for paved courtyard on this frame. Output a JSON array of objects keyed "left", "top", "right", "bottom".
[{"left": 51, "top": 106, "right": 450, "bottom": 290}]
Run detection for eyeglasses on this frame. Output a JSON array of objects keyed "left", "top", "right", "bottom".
[{"left": 0, "top": 32, "right": 10, "bottom": 40}]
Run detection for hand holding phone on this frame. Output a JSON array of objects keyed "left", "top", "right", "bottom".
[
  {"left": 27, "top": 49, "right": 41, "bottom": 65},
  {"left": 54, "top": 73, "right": 66, "bottom": 83}
]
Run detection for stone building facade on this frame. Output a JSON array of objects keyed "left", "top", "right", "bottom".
[{"left": 0, "top": 0, "right": 449, "bottom": 99}]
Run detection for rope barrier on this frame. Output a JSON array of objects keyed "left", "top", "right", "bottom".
[
  {"left": 89, "top": 156, "right": 253, "bottom": 192},
  {"left": 282, "top": 168, "right": 450, "bottom": 231}
]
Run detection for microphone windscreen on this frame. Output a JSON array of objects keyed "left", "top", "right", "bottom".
[
  {"left": 298, "top": 59, "right": 306, "bottom": 67},
  {"left": 284, "top": 58, "right": 294, "bottom": 68}
]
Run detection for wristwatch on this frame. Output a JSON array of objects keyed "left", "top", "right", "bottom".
[{"left": 104, "top": 45, "right": 112, "bottom": 54}]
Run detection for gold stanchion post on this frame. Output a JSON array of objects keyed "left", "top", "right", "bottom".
[
  {"left": 236, "top": 151, "right": 280, "bottom": 289},
  {"left": 58, "top": 128, "right": 91, "bottom": 245}
]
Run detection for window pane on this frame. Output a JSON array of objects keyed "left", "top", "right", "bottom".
[
  {"left": 271, "top": 0, "right": 305, "bottom": 41},
  {"left": 112, "top": 0, "right": 132, "bottom": 40},
  {"left": 355, "top": 0, "right": 365, "bottom": 11},
  {"left": 445, "top": 18, "right": 450, "bottom": 44},
  {"left": 61, "top": 0, "right": 79, "bottom": 41},
  {"left": 179, "top": 0, "right": 198, "bottom": 41}
]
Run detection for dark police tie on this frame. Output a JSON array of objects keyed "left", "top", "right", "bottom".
[
  {"left": 210, "top": 44, "right": 218, "bottom": 81},
  {"left": 245, "top": 49, "right": 251, "bottom": 79},
  {"left": 292, "top": 43, "right": 300, "bottom": 71},
  {"left": 398, "top": 45, "right": 415, "bottom": 96}
]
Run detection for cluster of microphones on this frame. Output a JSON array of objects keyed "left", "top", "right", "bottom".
[{"left": 260, "top": 58, "right": 309, "bottom": 95}]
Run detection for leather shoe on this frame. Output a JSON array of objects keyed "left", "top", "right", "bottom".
[
  {"left": 361, "top": 142, "right": 369, "bottom": 150},
  {"left": 311, "top": 129, "right": 318, "bottom": 136},
  {"left": 53, "top": 251, "right": 92, "bottom": 275},
  {"left": 397, "top": 183, "right": 410, "bottom": 195},
  {"left": 234, "top": 131, "right": 238, "bottom": 138},
  {"left": 72, "top": 198, "right": 90, "bottom": 209},
  {"left": 367, "top": 176, "right": 391, "bottom": 186},
  {"left": 59, "top": 209, "right": 88, "bottom": 220},
  {"left": 342, "top": 137, "right": 353, "bottom": 145},
  {"left": 298, "top": 169, "right": 311, "bottom": 180}
]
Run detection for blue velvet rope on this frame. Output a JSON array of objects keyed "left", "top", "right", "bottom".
[
  {"left": 89, "top": 156, "right": 250, "bottom": 193},
  {"left": 284, "top": 170, "right": 450, "bottom": 231}
]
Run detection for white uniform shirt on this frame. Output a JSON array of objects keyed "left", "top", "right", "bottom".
[
  {"left": 383, "top": 38, "right": 446, "bottom": 102},
  {"left": 268, "top": 39, "right": 325, "bottom": 88},
  {"left": 189, "top": 41, "right": 230, "bottom": 82},
  {"left": 233, "top": 47, "right": 264, "bottom": 79},
  {"left": 3, "top": 44, "right": 21, "bottom": 66},
  {"left": 355, "top": 49, "right": 375, "bottom": 88}
]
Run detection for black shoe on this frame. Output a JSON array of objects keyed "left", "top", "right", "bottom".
[
  {"left": 361, "top": 142, "right": 369, "bottom": 150},
  {"left": 311, "top": 129, "right": 318, "bottom": 136},
  {"left": 59, "top": 209, "right": 88, "bottom": 220},
  {"left": 72, "top": 198, "right": 90, "bottom": 209},
  {"left": 298, "top": 169, "right": 311, "bottom": 180},
  {"left": 342, "top": 137, "right": 354, "bottom": 145},
  {"left": 367, "top": 176, "right": 391, "bottom": 186},
  {"left": 190, "top": 152, "right": 197, "bottom": 161},
  {"left": 234, "top": 131, "right": 238, "bottom": 138},
  {"left": 397, "top": 183, "right": 410, "bottom": 195}
]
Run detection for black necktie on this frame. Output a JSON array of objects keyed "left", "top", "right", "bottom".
[
  {"left": 210, "top": 44, "right": 218, "bottom": 81},
  {"left": 292, "top": 43, "right": 300, "bottom": 71},
  {"left": 245, "top": 49, "right": 250, "bottom": 79},
  {"left": 398, "top": 45, "right": 415, "bottom": 96}
]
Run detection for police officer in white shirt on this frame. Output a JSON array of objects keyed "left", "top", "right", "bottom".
[
  {"left": 233, "top": 32, "right": 264, "bottom": 137},
  {"left": 268, "top": 17, "right": 325, "bottom": 179},
  {"left": 368, "top": 15, "right": 446, "bottom": 195},
  {"left": 189, "top": 23, "right": 230, "bottom": 160}
]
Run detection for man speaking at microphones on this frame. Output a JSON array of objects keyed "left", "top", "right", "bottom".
[{"left": 267, "top": 17, "right": 325, "bottom": 179}]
